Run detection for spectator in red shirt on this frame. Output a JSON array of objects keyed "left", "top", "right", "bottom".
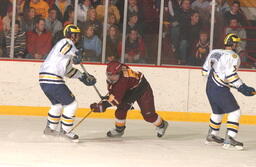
[
  {"left": 26, "top": 18, "right": 52, "bottom": 59},
  {"left": 106, "top": 25, "right": 121, "bottom": 62},
  {"left": 118, "top": 28, "right": 146, "bottom": 63}
]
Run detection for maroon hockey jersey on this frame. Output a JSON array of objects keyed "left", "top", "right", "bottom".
[{"left": 106, "top": 65, "right": 149, "bottom": 107}]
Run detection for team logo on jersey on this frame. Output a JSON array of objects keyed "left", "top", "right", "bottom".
[{"left": 232, "top": 54, "right": 238, "bottom": 59}]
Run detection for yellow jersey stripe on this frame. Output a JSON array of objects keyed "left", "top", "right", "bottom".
[
  {"left": 209, "top": 123, "right": 221, "bottom": 129},
  {"left": 226, "top": 75, "right": 239, "bottom": 83},
  {"left": 48, "top": 117, "right": 60, "bottom": 122},
  {"left": 61, "top": 118, "right": 74, "bottom": 123},
  {"left": 39, "top": 75, "right": 62, "bottom": 80},
  {"left": 227, "top": 124, "right": 239, "bottom": 130},
  {"left": 60, "top": 43, "right": 71, "bottom": 55}
]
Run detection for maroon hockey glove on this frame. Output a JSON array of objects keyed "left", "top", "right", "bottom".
[{"left": 90, "top": 103, "right": 104, "bottom": 113}]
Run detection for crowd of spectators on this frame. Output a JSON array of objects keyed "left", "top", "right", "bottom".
[{"left": 0, "top": 0, "right": 255, "bottom": 67}]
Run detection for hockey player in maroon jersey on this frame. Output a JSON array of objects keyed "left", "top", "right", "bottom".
[{"left": 90, "top": 61, "right": 169, "bottom": 137}]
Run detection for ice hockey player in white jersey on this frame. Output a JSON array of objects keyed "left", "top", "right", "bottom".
[
  {"left": 39, "top": 24, "right": 96, "bottom": 142},
  {"left": 202, "top": 33, "right": 255, "bottom": 150}
]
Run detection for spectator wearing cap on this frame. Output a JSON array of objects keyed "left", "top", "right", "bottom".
[
  {"left": 26, "top": 18, "right": 52, "bottom": 59},
  {"left": 45, "top": 8, "right": 63, "bottom": 37},
  {"left": 5, "top": 20, "right": 26, "bottom": 58}
]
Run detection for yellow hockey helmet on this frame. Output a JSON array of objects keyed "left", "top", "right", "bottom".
[
  {"left": 224, "top": 33, "right": 241, "bottom": 46},
  {"left": 63, "top": 24, "right": 81, "bottom": 38}
]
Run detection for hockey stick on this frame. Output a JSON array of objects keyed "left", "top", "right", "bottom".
[
  {"left": 80, "top": 63, "right": 104, "bottom": 99},
  {"left": 68, "top": 110, "right": 93, "bottom": 133},
  {"left": 68, "top": 64, "right": 104, "bottom": 133}
]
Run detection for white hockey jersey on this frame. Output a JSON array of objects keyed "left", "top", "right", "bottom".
[
  {"left": 202, "top": 49, "right": 243, "bottom": 88},
  {"left": 39, "top": 38, "right": 82, "bottom": 84}
]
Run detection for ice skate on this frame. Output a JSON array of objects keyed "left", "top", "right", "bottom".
[
  {"left": 223, "top": 135, "right": 244, "bottom": 151},
  {"left": 205, "top": 129, "right": 224, "bottom": 145},
  {"left": 106, "top": 126, "right": 125, "bottom": 137},
  {"left": 43, "top": 123, "right": 59, "bottom": 136},
  {"left": 60, "top": 128, "right": 79, "bottom": 142},
  {"left": 156, "top": 120, "right": 168, "bottom": 138}
]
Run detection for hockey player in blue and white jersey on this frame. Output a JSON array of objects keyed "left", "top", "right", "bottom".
[
  {"left": 39, "top": 24, "right": 96, "bottom": 142},
  {"left": 202, "top": 33, "right": 255, "bottom": 150}
]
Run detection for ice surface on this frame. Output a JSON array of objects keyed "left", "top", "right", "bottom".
[{"left": 0, "top": 115, "right": 256, "bottom": 167}]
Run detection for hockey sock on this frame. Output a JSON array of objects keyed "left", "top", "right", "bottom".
[
  {"left": 47, "top": 104, "right": 63, "bottom": 130},
  {"left": 61, "top": 114, "right": 74, "bottom": 132},
  {"left": 209, "top": 113, "right": 223, "bottom": 135},
  {"left": 61, "top": 101, "right": 78, "bottom": 132},
  {"left": 113, "top": 119, "right": 126, "bottom": 133},
  {"left": 153, "top": 116, "right": 163, "bottom": 127},
  {"left": 227, "top": 110, "right": 240, "bottom": 138},
  {"left": 115, "top": 119, "right": 126, "bottom": 127}
]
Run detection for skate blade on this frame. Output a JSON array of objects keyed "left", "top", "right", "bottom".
[
  {"left": 222, "top": 144, "right": 244, "bottom": 151},
  {"left": 106, "top": 134, "right": 123, "bottom": 138},
  {"left": 43, "top": 133, "right": 60, "bottom": 137},
  {"left": 205, "top": 140, "right": 223, "bottom": 146},
  {"left": 58, "top": 136, "right": 80, "bottom": 143}
]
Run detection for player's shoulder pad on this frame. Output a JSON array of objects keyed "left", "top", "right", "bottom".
[
  {"left": 229, "top": 51, "right": 239, "bottom": 60},
  {"left": 59, "top": 39, "right": 73, "bottom": 55}
]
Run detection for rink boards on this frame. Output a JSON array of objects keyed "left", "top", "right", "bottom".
[{"left": 0, "top": 60, "right": 255, "bottom": 124}]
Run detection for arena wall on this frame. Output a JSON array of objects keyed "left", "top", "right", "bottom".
[{"left": 0, "top": 60, "right": 256, "bottom": 124}]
